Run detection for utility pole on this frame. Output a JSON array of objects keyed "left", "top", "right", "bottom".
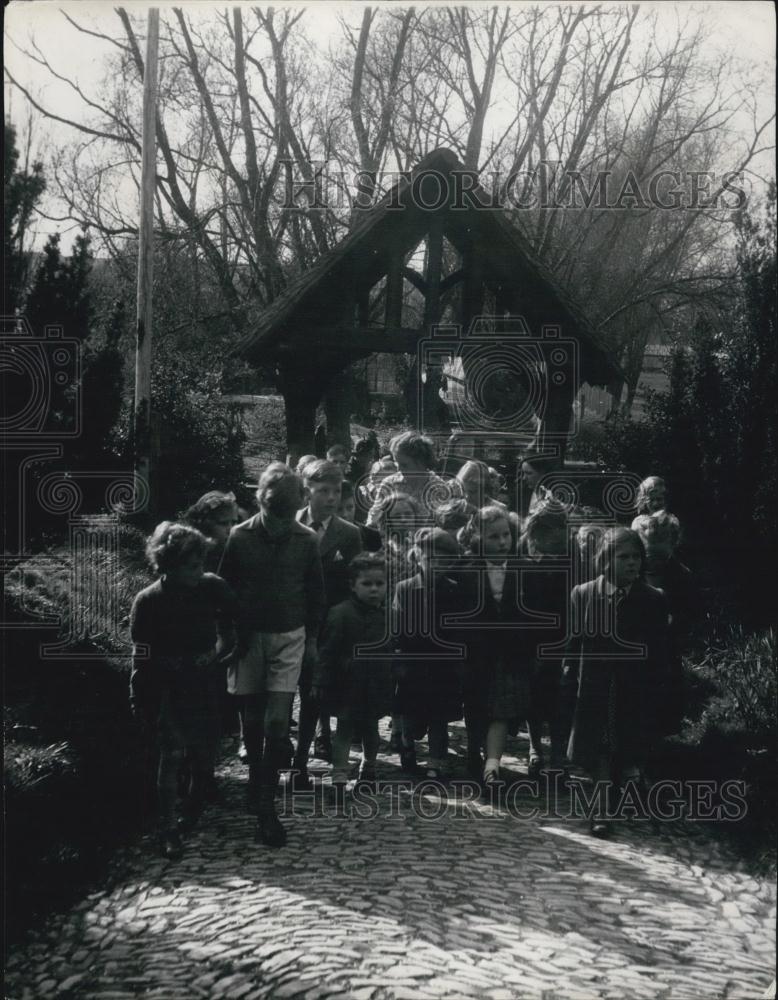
[{"left": 133, "top": 7, "right": 159, "bottom": 513}]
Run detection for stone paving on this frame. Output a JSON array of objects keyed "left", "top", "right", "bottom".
[{"left": 5, "top": 721, "right": 776, "bottom": 1000}]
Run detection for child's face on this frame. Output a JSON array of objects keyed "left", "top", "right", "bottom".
[
  {"left": 306, "top": 479, "right": 341, "bottom": 521},
  {"left": 612, "top": 542, "right": 642, "bottom": 586},
  {"left": 527, "top": 525, "right": 566, "bottom": 558},
  {"left": 328, "top": 454, "right": 348, "bottom": 473},
  {"left": 643, "top": 536, "right": 674, "bottom": 562},
  {"left": 482, "top": 517, "right": 512, "bottom": 559},
  {"left": 351, "top": 568, "right": 386, "bottom": 607},
  {"left": 640, "top": 484, "right": 666, "bottom": 513},
  {"left": 261, "top": 477, "right": 302, "bottom": 521},
  {"left": 521, "top": 463, "right": 542, "bottom": 491},
  {"left": 339, "top": 496, "right": 356, "bottom": 523},
  {"left": 577, "top": 527, "right": 602, "bottom": 555},
  {"left": 207, "top": 505, "right": 239, "bottom": 545},
  {"left": 167, "top": 551, "right": 205, "bottom": 588}
]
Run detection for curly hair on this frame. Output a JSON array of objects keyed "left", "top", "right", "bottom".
[
  {"left": 146, "top": 521, "right": 208, "bottom": 574},
  {"left": 182, "top": 491, "right": 237, "bottom": 533}
]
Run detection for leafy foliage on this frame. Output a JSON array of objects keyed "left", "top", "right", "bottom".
[
  {"left": 572, "top": 189, "right": 777, "bottom": 626},
  {"left": 111, "top": 344, "right": 248, "bottom": 516}
]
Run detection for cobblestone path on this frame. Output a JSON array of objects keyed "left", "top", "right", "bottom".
[{"left": 6, "top": 722, "right": 776, "bottom": 1000}]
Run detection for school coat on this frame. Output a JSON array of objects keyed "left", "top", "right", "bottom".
[
  {"left": 296, "top": 510, "right": 363, "bottom": 609},
  {"left": 560, "top": 576, "right": 669, "bottom": 768}
]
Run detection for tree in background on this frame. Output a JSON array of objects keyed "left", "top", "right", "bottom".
[{"left": 3, "top": 120, "right": 46, "bottom": 314}]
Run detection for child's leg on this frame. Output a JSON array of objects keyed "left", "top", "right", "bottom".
[
  {"left": 484, "top": 720, "right": 508, "bottom": 779},
  {"left": 317, "top": 710, "right": 332, "bottom": 742},
  {"left": 427, "top": 720, "right": 449, "bottom": 770},
  {"left": 242, "top": 694, "right": 266, "bottom": 805},
  {"left": 294, "top": 690, "right": 318, "bottom": 770},
  {"left": 361, "top": 720, "right": 379, "bottom": 764},
  {"left": 331, "top": 717, "right": 353, "bottom": 784},
  {"left": 464, "top": 694, "right": 485, "bottom": 768},
  {"left": 547, "top": 664, "right": 566, "bottom": 766},
  {"left": 158, "top": 737, "right": 185, "bottom": 832},
  {"left": 527, "top": 712, "right": 544, "bottom": 764},
  {"left": 390, "top": 712, "right": 404, "bottom": 750}
]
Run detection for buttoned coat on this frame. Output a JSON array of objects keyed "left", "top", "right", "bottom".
[
  {"left": 296, "top": 509, "right": 363, "bottom": 610},
  {"left": 560, "top": 576, "right": 669, "bottom": 769}
]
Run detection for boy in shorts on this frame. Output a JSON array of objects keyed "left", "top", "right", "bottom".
[{"left": 219, "top": 463, "right": 325, "bottom": 847}]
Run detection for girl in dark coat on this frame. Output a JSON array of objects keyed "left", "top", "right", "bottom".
[
  {"left": 521, "top": 506, "right": 571, "bottom": 775},
  {"left": 393, "top": 528, "right": 468, "bottom": 779},
  {"left": 560, "top": 527, "right": 669, "bottom": 837},
  {"left": 461, "top": 506, "right": 532, "bottom": 786},
  {"left": 631, "top": 510, "right": 696, "bottom": 735}
]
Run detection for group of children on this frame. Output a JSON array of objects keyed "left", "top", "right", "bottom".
[{"left": 131, "top": 432, "right": 692, "bottom": 858}]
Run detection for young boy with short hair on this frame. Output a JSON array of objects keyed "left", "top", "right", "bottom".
[
  {"left": 293, "top": 460, "right": 362, "bottom": 785},
  {"left": 218, "top": 463, "right": 325, "bottom": 847}
]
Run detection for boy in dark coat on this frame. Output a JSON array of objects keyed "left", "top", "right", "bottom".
[
  {"left": 293, "top": 460, "right": 363, "bottom": 783},
  {"left": 311, "top": 552, "right": 393, "bottom": 787}
]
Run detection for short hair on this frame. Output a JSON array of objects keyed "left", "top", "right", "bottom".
[
  {"left": 256, "top": 463, "right": 303, "bottom": 513},
  {"left": 412, "top": 526, "right": 461, "bottom": 557},
  {"left": 295, "top": 454, "right": 317, "bottom": 476},
  {"left": 522, "top": 506, "right": 568, "bottom": 550},
  {"left": 456, "top": 459, "right": 491, "bottom": 486},
  {"left": 146, "top": 521, "right": 207, "bottom": 574},
  {"left": 182, "top": 491, "right": 237, "bottom": 532},
  {"left": 303, "top": 459, "right": 343, "bottom": 486},
  {"left": 576, "top": 522, "right": 606, "bottom": 549},
  {"left": 371, "top": 490, "right": 423, "bottom": 530},
  {"left": 595, "top": 526, "right": 645, "bottom": 579},
  {"left": 339, "top": 479, "right": 356, "bottom": 502},
  {"left": 389, "top": 431, "right": 436, "bottom": 470},
  {"left": 348, "top": 551, "right": 386, "bottom": 582},
  {"left": 463, "top": 504, "right": 514, "bottom": 554},
  {"left": 631, "top": 511, "right": 681, "bottom": 550},
  {"left": 326, "top": 444, "right": 350, "bottom": 461},
  {"left": 434, "top": 498, "right": 475, "bottom": 532}
]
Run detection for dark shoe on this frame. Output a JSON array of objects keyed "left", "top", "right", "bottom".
[
  {"left": 389, "top": 731, "right": 403, "bottom": 753},
  {"left": 355, "top": 762, "right": 377, "bottom": 789},
  {"left": 590, "top": 819, "right": 612, "bottom": 839},
  {"left": 203, "top": 780, "right": 224, "bottom": 806},
  {"left": 256, "top": 811, "right": 287, "bottom": 848},
  {"left": 178, "top": 797, "right": 205, "bottom": 834},
  {"left": 161, "top": 829, "right": 183, "bottom": 860},
  {"left": 314, "top": 736, "right": 333, "bottom": 763},
  {"left": 467, "top": 752, "right": 484, "bottom": 782},
  {"left": 527, "top": 755, "right": 543, "bottom": 779}
]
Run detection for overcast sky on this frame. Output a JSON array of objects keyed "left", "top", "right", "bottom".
[{"left": 4, "top": 1, "right": 775, "bottom": 252}]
